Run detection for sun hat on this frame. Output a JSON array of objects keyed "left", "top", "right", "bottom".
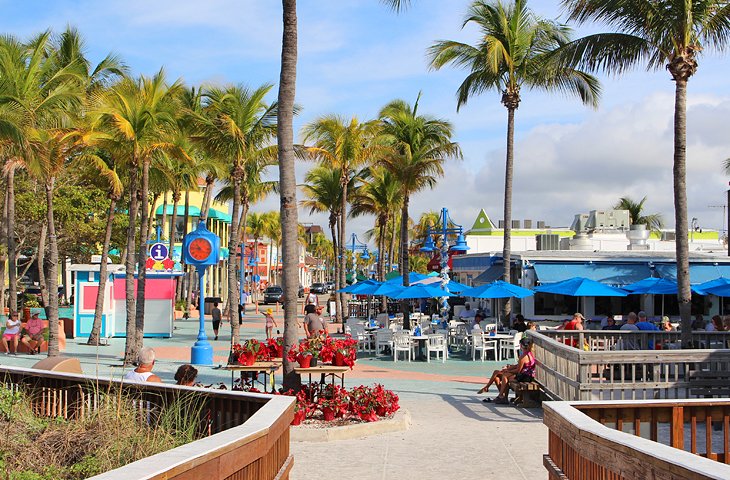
[
  {"left": 661, "top": 316, "right": 670, "bottom": 323},
  {"left": 265, "top": 309, "right": 273, "bottom": 315}
]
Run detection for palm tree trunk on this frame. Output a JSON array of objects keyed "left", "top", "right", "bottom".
[
  {"left": 45, "top": 178, "right": 60, "bottom": 357},
  {"left": 161, "top": 193, "right": 168, "bottom": 240},
  {"left": 7, "top": 166, "right": 17, "bottom": 313},
  {"left": 330, "top": 218, "right": 342, "bottom": 327},
  {"left": 339, "top": 178, "right": 348, "bottom": 319},
  {"left": 182, "top": 189, "right": 192, "bottom": 305},
  {"left": 134, "top": 159, "right": 152, "bottom": 351},
  {"left": 501, "top": 106, "right": 515, "bottom": 325},
  {"left": 400, "top": 195, "right": 411, "bottom": 330},
  {"left": 335, "top": 215, "right": 344, "bottom": 325},
  {"left": 388, "top": 214, "right": 397, "bottom": 275},
  {"left": 37, "top": 222, "right": 48, "bottom": 307},
  {"left": 673, "top": 78, "right": 692, "bottom": 344},
  {"left": 123, "top": 166, "right": 139, "bottom": 365},
  {"left": 88, "top": 196, "right": 117, "bottom": 345},
  {"left": 147, "top": 192, "right": 159, "bottom": 239},
  {"left": 169, "top": 192, "right": 179, "bottom": 262},
  {"left": 278, "top": 0, "right": 301, "bottom": 391},
  {"left": 228, "top": 173, "right": 242, "bottom": 343},
  {"left": 200, "top": 177, "right": 214, "bottom": 223},
  {"left": 378, "top": 215, "right": 388, "bottom": 311},
  {"left": 241, "top": 201, "right": 250, "bottom": 304},
  {"left": 0, "top": 182, "right": 6, "bottom": 315}
]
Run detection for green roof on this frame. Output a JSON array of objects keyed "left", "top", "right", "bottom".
[
  {"left": 469, "top": 209, "right": 496, "bottom": 231},
  {"left": 155, "top": 205, "right": 231, "bottom": 224}
]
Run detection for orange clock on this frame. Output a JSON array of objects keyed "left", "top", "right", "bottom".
[{"left": 188, "top": 238, "right": 213, "bottom": 261}]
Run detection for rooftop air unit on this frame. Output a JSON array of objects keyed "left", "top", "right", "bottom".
[{"left": 536, "top": 234, "right": 560, "bottom": 251}]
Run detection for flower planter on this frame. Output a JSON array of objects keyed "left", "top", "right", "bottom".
[
  {"left": 291, "top": 410, "right": 306, "bottom": 426},
  {"left": 238, "top": 352, "right": 256, "bottom": 366},
  {"left": 359, "top": 411, "right": 378, "bottom": 422},
  {"left": 297, "top": 354, "right": 312, "bottom": 369},
  {"left": 333, "top": 351, "right": 346, "bottom": 366},
  {"left": 310, "top": 357, "right": 318, "bottom": 367},
  {"left": 322, "top": 407, "right": 335, "bottom": 421}
]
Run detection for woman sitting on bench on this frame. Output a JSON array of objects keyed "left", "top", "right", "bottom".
[{"left": 481, "top": 337, "right": 535, "bottom": 404}]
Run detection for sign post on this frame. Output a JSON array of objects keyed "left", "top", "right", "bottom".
[{"left": 183, "top": 221, "right": 221, "bottom": 365}]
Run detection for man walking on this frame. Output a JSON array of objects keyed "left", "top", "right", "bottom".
[{"left": 211, "top": 301, "right": 222, "bottom": 340}]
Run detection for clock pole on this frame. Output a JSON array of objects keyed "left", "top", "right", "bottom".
[{"left": 191, "top": 264, "right": 213, "bottom": 365}]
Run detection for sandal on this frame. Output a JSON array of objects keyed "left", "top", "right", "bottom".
[
  {"left": 494, "top": 396, "right": 509, "bottom": 405},
  {"left": 477, "top": 386, "right": 488, "bottom": 394},
  {"left": 482, "top": 397, "right": 493, "bottom": 403}
]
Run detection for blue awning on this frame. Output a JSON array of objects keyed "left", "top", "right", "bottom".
[
  {"left": 655, "top": 264, "right": 730, "bottom": 285},
  {"left": 533, "top": 263, "right": 651, "bottom": 286},
  {"left": 474, "top": 265, "right": 504, "bottom": 284},
  {"left": 155, "top": 205, "right": 201, "bottom": 216},
  {"left": 451, "top": 254, "right": 499, "bottom": 272}
]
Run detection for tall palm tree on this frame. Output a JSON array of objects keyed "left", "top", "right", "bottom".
[
  {"left": 302, "top": 115, "right": 379, "bottom": 323},
  {"left": 559, "top": 0, "right": 730, "bottom": 339},
  {"left": 262, "top": 211, "right": 282, "bottom": 284},
  {"left": 378, "top": 95, "right": 461, "bottom": 328},
  {"left": 301, "top": 166, "right": 345, "bottom": 324},
  {"left": 428, "top": 0, "right": 600, "bottom": 321},
  {"left": 191, "top": 84, "right": 277, "bottom": 343},
  {"left": 91, "top": 70, "right": 185, "bottom": 363},
  {"left": 614, "top": 196, "right": 664, "bottom": 235}
]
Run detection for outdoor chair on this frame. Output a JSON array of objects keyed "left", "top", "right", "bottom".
[
  {"left": 471, "top": 333, "right": 497, "bottom": 361},
  {"left": 375, "top": 329, "right": 394, "bottom": 355},
  {"left": 453, "top": 325, "right": 470, "bottom": 349},
  {"left": 501, "top": 332, "right": 522, "bottom": 360},
  {"left": 393, "top": 332, "right": 413, "bottom": 362},
  {"left": 482, "top": 322, "right": 497, "bottom": 333},
  {"left": 351, "top": 325, "right": 373, "bottom": 353},
  {"left": 426, "top": 334, "right": 447, "bottom": 363}
]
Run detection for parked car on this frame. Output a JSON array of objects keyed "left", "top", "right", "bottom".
[
  {"left": 325, "top": 281, "right": 335, "bottom": 292},
  {"left": 310, "top": 282, "right": 327, "bottom": 294},
  {"left": 263, "top": 286, "right": 284, "bottom": 304}
]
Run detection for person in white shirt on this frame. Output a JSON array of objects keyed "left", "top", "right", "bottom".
[
  {"left": 303, "top": 291, "right": 318, "bottom": 314},
  {"left": 124, "top": 348, "right": 162, "bottom": 383},
  {"left": 2, "top": 311, "right": 21, "bottom": 355},
  {"left": 460, "top": 303, "right": 477, "bottom": 329}
]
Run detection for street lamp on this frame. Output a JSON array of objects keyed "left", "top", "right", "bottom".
[
  {"left": 419, "top": 207, "right": 470, "bottom": 320},
  {"left": 347, "top": 233, "right": 370, "bottom": 283}
]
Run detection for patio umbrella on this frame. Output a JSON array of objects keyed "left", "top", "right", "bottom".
[
  {"left": 460, "top": 281, "right": 534, "bottom": 331},
  {"left": 624, "top": 277, "right": 706, "bottom": 316},
  {"left": 345, "top": 280, "right": 383, "bottom": 296},
  {"left": 385, "top": 272, "right": 428, "bottom": 285},
  {"left": 372, "top": 283, "right": 406, "bottom": 297},
  {"left": 392, "top": 284, "right": 456, "bottom": 300},
  {"left": 534, "top": 277, "right": 627, "bottom": 320},
  {"left": 413, "top": 276, "right": 470, "bottom": 293},
  {"left": 697, "top": 277, "right": 730, "bottom": 295}
]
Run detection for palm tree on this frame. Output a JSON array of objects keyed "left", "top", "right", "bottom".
[
  {"left": 301, "top": 166, "right": 345, "bottom": 324},
  {"left": 191, "top": 84, "right": 277, "bottom": 343},
  {"left": 91, "top": 70, "right": 185, "bottom": 363},
  {"left": 614, "top": 196, "right": 664, "bottom": 235},
  {"left": 428, "top": 0, "right": 600, "bottom": 321},
  {"left": 559, "top": 0, "right": 730, "bottom": 338},
  {"left": 302, "top": 115, "right": 379, "bottom": 324},
  {"left": 246, "top": 211, "right": 269, "bottom": 304},
  {"left": 378, "top": 95, "right": 461, "bottom": 329},
  {"left": 261, "top": 211, "right": 282, "bottom": 285}
]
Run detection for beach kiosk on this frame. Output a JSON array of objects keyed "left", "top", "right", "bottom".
[{"left": 70, "top": 262, "right": 181, "bottom": 339}]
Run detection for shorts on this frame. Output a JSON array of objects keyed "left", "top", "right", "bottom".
[
  {"left": 515, "top": 373, "right": 533, "bottom": 383},
  {"left": 3, "top": 333, "right": 18, "bottom": 341},
  {"left": 212, "top": 320, "right": 221, "bottom": 330},
  {"left": 24, "top": 333, "right": 44, "bottom": 342}
]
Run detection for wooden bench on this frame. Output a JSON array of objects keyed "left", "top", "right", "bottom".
[
  {"left": 509, "top": 380, "right": 542, "bottom": 408},
  {"left": 689, "top": 370, "right": 730, "bottom": 398}
]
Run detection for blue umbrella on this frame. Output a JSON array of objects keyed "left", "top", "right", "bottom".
[
  {"left": 534, "top": 277, "right": 628, "bottom": 297},
  {"left": 413, "top": 276, "right": 470, "bottom": 293},
  {"left": 461, "top": 281, "right": 534, "bottom": 299},
  {"left": 372, "top": 283, "right": 406, "bottom": 297},
  {"left": 624, "top": 277, "right": 705, "bottom": 295},
  {"left": 392, "top": 284, "right": 456, "bottom": 300},
  {"left": 385, "top": 272, "right": 428, "bottom": 285},
  {"left": 697, "top": 277, "right": 730, "bottom": 296},
  {"left": 337, "top": 279, "right": 380, "bottom": 294}
]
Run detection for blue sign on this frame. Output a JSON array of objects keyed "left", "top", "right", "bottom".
[
  {"left": 252, "top": 274, "right": 261, "bottom": 282},
  {"left": 149, "top": 243, "right": 169, "bottom": 261}
]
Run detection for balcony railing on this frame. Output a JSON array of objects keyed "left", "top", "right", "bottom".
[
  {"left": 0, "top": 365, "right": 294, "bottom": 480},
  {"left": 544, "top": 400, "right": 730, "bottom": 479}
]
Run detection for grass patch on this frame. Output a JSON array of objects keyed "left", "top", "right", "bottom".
[{"left": 0, "top": 383, "right": 206, "bottom": 479}]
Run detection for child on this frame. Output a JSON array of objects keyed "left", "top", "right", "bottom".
[{"left": 264, "top": 308, "right": 278, "bottom": 339}]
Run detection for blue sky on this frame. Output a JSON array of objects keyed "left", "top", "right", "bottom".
[{"left": 4, "top": 0, "right": 730, "bottom": 240}]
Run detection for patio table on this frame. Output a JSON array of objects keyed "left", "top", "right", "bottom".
[
  {"left": 294, "top": 365, "right": 350, "bottom": 388},
  {"left": 222, "top": 361, "right": 281, "bottom": 392},
  {"left": 411, "top": 335, "right": 430, "bottom": 361},
  {"left": 483, "top": 333, "right": 513, "bottom": 361}
]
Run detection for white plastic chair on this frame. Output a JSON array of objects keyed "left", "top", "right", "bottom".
[
  {"left": 453, "top": 324, "right": 470, "bottom": 349},
  {"left": 501, "top": 332, "right": 522, "bottom": 360},
  {"left": 351, "top": 325, "right": 372, "bottom": 353},
  {"left": 471, "top": 333, "right": 497, "bottom": 361},
  {"left": 375, "top": 329, "right": 394, "bottom": 355},
  {"left": 426, "top": 334, "right": 447, "bottom": 363},
  {"left": 393, "top": 332, "right": 413, "bottom": 362}
]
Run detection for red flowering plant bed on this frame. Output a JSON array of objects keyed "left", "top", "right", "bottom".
[
  {"left": 228, "top": 339, "right": 271, "bottom": 366},
  {"left": 348, "top": 384, "right": 400, "bottom": 421},
  {"left": 317, "top": 384, "right": 349, "bottom": 421},
  {"left": 319, "top": 335, "right": 358, "bottom": 368}
]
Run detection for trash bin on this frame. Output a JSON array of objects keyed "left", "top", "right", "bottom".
[{"left": 204, "top": 297, "right": 222, "bottom": 315}]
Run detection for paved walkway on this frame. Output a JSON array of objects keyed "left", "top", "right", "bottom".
[{"left": 0, "top": 307, "right": 547, "bottom": 478}]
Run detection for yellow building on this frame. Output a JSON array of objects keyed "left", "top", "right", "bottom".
[{"left": 152, "top": 179, "right": 231, "bottom": 302}]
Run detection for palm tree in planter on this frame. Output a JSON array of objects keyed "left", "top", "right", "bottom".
[
  {"left": 378, "top": 95, "right": 462, "bottom": 329},
  {"left": 559, "top": 0, "right": 730, "bottom": 340},
  {"left": 614, "top": 196, "right": 664, "bottom": 236},
  {"left": 428, "top": 0, "right": 600, "bottom": 321}
]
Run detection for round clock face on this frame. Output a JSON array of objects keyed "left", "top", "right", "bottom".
[{"left": 189, "top": 238, "right": 213, "bottom": 261}]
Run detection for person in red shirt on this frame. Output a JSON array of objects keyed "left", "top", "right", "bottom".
[
  {"left": 564, "top": 312, "right": 585, "bottom": 331},
  {"left": 21, "top": 313, "right": 45, "bottom": 354}
]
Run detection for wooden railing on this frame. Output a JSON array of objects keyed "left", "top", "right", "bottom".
[
  {"left": 539, "top": 330, "right": 730, "bottom": 352},
  {"left": 530, "top": 331, "right": 730, "bottom": 401},
  {"left": 544, "top": 400, "right": 730, "bottom": 479},
  {"left": 0, "top": 366, "right": 294, "bottom": 480}
]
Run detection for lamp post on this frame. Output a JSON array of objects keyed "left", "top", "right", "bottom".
[
  {"left": 347, "top": 233, "right": 370, "bottom": 283},
  {"left": 419, "top": 207, "right": 470, "bottom": 320}
]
